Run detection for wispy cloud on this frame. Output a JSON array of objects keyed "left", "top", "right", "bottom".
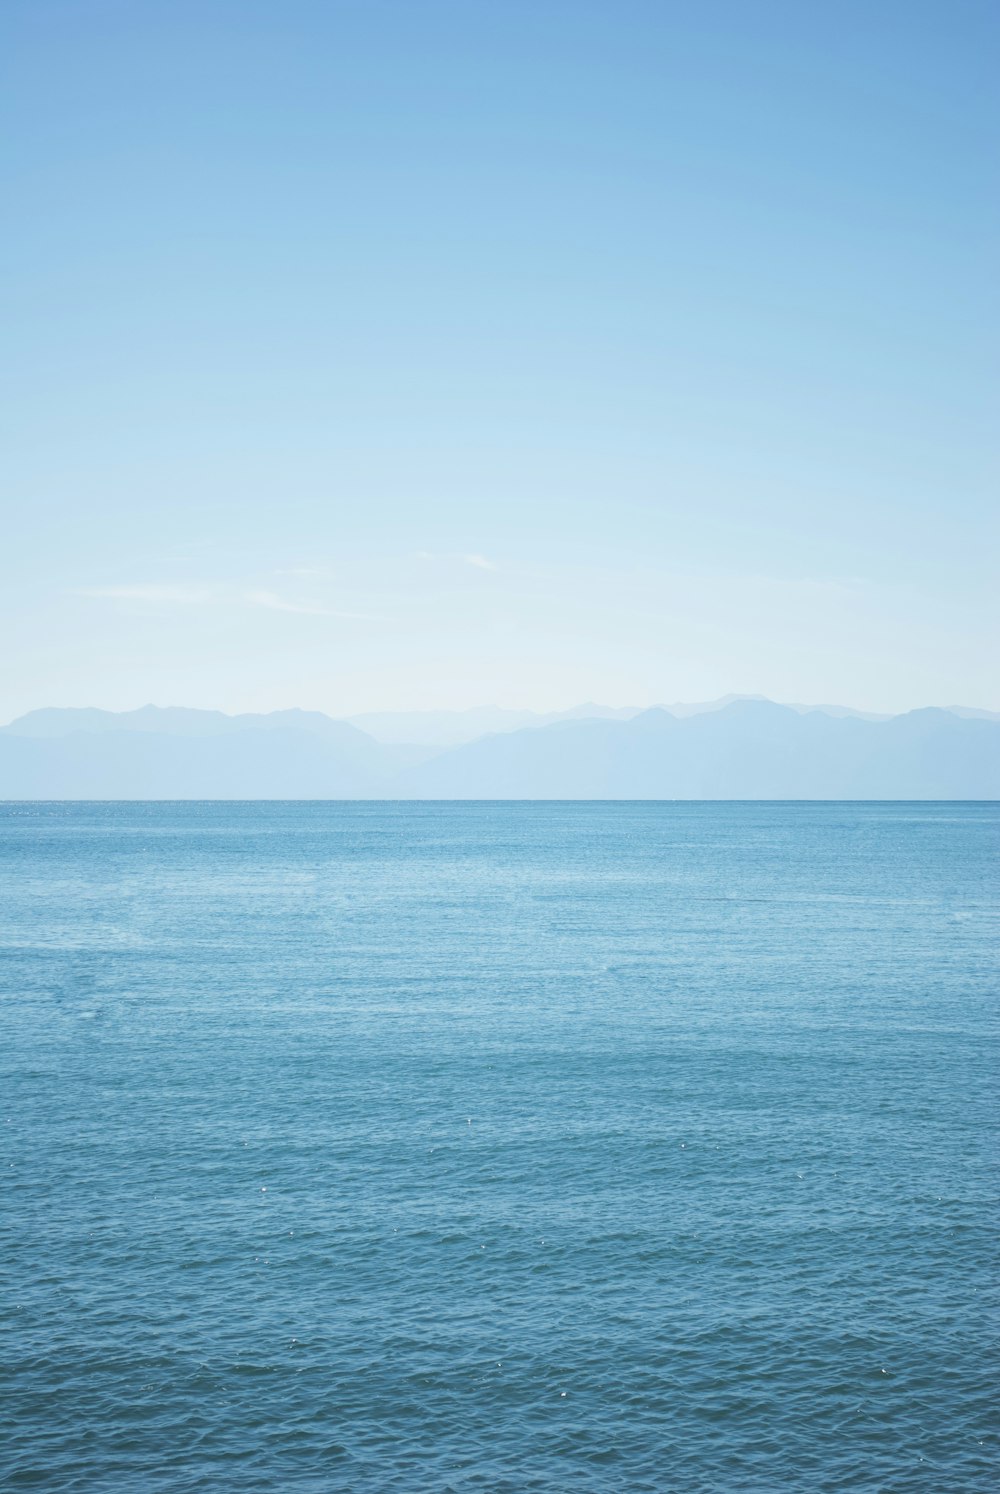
[
  {"left": 75, "top": 584, "right": 213, "bottom": 604},
  {"left": 75, "top": 582, "right": 381, "bottom": 621},
  {"left": 244, "top": 590, "right": 383, "bottom": 621},
  {"left": 416, "top": 550, "right": 499, "bottom": 572}
]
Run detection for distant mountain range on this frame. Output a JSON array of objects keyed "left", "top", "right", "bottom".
[
  {"left": 345, "top": 696, "right": 999, "bottom": 743},
  {"left": 1, "top": 700, "right": 997, "bottom": 798},
  {"left": 345, "top": 702, "right": 641, "bottom": 745}
]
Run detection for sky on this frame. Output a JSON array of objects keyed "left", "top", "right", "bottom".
[{"left": 2, "top": 0, "right": 997, "bottom": 719}]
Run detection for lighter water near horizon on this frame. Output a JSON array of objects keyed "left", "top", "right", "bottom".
[{"left": 1, "top": 801, "right": 997, "bottom": 1492}]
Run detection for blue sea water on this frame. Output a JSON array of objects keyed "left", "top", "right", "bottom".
[{"left": 1, "top": 801, "right": 997, "bottom": 1492}]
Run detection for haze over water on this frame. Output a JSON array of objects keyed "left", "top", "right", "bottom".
[{"left": 2, "top": 801, "right": 996, "bottom": 1491}]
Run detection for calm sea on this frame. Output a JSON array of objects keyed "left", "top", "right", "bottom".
[{"left": 1, "top": 802, "right": 997, "bottom": 1491}]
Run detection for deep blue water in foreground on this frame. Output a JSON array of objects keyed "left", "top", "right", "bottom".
[{"left": 1, "top": 802, "right": 997, "bottom": 1492}]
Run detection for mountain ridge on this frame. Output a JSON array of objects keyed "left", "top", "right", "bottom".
[
  {"left": 7, "top": 697, "right": 997, "bottom": 743},
  {"left": 0, "top": 700, "right": 996, "bottom": 799}
]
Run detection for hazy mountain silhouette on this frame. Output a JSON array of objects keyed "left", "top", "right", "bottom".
[
  {"left": 0, "top": 707, "right": 420, "bottom": 798},
  {"left": 346, "top": 703, "right": 640, "bottom": 745},
  {"left": 397, "top": 702, "right": 999, "bottom": 799},
  {"left": 345, "top": 697, "right": 907, "bottom": 742},
  {"left": 0, "top": 728, "right": 382, "bottom": 799},
  {"left": 0, "top": 700, "right": 996, "bottom": 798},
  {"left": 5, "top": 704, "right": 376, "bottom": 742}
]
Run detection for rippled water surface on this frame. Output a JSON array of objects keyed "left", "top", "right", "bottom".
[{"left": 1, "top": 801, "right": 997, "bottom": 1491}]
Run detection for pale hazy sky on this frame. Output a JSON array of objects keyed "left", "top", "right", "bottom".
[{"left": 3, "top": 0, "right": 997, "bottom": 718}]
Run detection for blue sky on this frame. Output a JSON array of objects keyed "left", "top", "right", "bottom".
[{"left": 2, "top": 0, "right": 997, "bottom": 717}]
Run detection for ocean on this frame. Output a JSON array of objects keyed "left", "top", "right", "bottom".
[{"left": 1, "top": 801, "right": 996, "bottom": 1491}]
